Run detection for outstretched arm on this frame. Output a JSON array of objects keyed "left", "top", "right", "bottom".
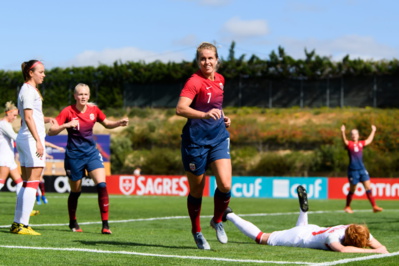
[
  {"left": 45, "top": 141, "right": 65, "bottom": 152},
  {"left": 329, "top": 240, "right": 388, "bottom": 253},
  {"left": 365, "top": 125, "right": 377, "bottom": 146},
  {"left": 340, "top": 125, "right": 349, "bottom": 146},
  {"left": 100, "top": 118, "right": 128, "bottom": 129}
]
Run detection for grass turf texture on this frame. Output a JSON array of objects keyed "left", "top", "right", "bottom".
[{"left": 0, "top": 192, "right": 398, "bottom": 265}]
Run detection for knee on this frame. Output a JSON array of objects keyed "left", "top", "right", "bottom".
[
  {"left": 97, "top": 182, "right": 106, "bottom": 188},
  {"left": 217, "top": 184, "right": 231, "bottom": 193}
]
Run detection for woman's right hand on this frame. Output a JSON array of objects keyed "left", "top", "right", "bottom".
[
  {"left": 67, "top": 119, "right": 79, "bottom": 129},
  {"left": 204, "top": 109, "right": 222, "bottom": 120}
]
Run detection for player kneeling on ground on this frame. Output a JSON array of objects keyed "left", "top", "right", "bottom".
[{"left": 223, "top": 186, "right": 388, "bottom": 253}]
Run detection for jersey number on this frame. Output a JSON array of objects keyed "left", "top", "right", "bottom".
[{"left": 207, "top": 93, "right": 211, "bottom": 103}]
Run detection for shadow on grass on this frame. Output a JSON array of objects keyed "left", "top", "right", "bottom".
[
  {"left": 77, "top": 239, "right": 255, "bottom": 250},
  {"left": 77, "top": 240, "right": 199, "bottom": 250}
]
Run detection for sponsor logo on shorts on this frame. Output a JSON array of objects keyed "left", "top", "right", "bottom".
[{"left": 189, "top": 163, "right": 196, "bottom": 171}]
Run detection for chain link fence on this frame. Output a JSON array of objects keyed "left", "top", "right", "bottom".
[{"left": 123, "top": 75, "right": 399, "bottom": 108}]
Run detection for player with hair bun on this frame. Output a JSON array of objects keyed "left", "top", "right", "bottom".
[
  {"left": 10, "top": 60, "right": 55, "bottom": 235},
  {"left": 223, "top": 186, "right": 388, "bottom": 253}
]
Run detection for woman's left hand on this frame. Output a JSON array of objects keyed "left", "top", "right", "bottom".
[
  {"left": 224, "top": 116, "right": 231, "bottom": 128},
  {"left": 119, "top": 118, "right": 129, "bottom": 126}
]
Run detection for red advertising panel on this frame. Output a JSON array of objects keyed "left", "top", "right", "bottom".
[
  {"left": 328, "top": 177, "right": 399, "bottom": 200},
  {"left": 106, "top": 175, "right": 209, "bottom": 196}
]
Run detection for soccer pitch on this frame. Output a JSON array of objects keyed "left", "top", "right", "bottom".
[{"left": 1, "top": 192, "right": 398, "bottom": 265}]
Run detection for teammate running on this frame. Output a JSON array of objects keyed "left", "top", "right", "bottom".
[
  {"left": 224, "top": 186, "right": 388, "bottom": 253},
  {"left": 176, "top": 42, "right": 232, "bottom": 250},
  {"left": 48, "top": 83, "right": 128, "bottom": 234},
  {"left": 340, "top": 124, "right": 383, "bottom": 213}
]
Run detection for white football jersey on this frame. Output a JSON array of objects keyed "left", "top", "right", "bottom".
[{"left": 268, "top": 224, "right": 349, "bottom": 250}]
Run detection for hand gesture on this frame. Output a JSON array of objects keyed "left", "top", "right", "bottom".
[
  {"left": 371, "top": 125, "right": 376, "bottom": 132},
  {"left": 341, "top": 124, "right": 346, "bottom": 132}
]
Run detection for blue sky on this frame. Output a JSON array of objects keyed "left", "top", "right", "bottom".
[{"left": 1, "top": 0, "right": 398, "bottom": 71}]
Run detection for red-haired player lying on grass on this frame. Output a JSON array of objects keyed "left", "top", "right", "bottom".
[{"left": 223, "top": 186, "right": 388, "bottom": 253}]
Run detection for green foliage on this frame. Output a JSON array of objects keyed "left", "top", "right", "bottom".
[
  {"left": 122, "top": 147, "right": 183, "bottom": 175},
  {"left": 2, "top": 43, "right": 399, "bottom": 110},
  {"left": 128, "top": 107, "right": 153, "bottom": 118},
  {"left": 110, "top": 136, "right": 132, "bottom": 173},
  {"left": 108, "top": 107, "right": 399, "bottom": 177}
]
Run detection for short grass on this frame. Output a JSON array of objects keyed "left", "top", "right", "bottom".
[{"left": 0, "top": 192, "right": 398, "bottom": 265}]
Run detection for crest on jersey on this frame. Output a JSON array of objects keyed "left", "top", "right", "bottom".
[
  {"left": 189, "top": 163, "right": 196, "bottom": 171},
  {"left": 90, "top": 113, "right": 95, "bottom": 120},
  {"left": 219, "top": 83, "right": 224, "bottom": 90},
  {"left": 119, "top": 176, "right": 135, "bottom": 195},
  {"left": 354, "top": 146, "right": 359, "bottom": 152}
]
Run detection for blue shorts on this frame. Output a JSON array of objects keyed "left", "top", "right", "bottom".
[
  {"left": 65, "top": 151, "right": 104, "bottom": 181},
  {"left": 348, "top": 169, "right": 370, "bottom": 185},
  {"left": 181, "top": 138, "right": 231, "bottom": 176}
]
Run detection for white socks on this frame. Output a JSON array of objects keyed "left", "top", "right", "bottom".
[
  {"left": 295, "top": 209, "right": 308, "bottom": 227},
  {"left": 15, "top": 182, "right": 23, "bottom": 195},
  {"left": 227, "top": 212, "right": 262, "bottom": 241},
  {"left": 14, "top": 186, "right": 37, "bottom": 225}
]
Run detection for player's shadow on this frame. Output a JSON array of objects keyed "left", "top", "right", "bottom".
[{"left": 76, "top": 240, "right": 198, "bottom": 250}]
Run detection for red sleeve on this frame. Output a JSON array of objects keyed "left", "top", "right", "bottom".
[
  {"left": 95, "top": 106, "right": 106, "bottom": 122},
  {"left": 55, "top": 107, "right": 70, "bottom": 125},
  {"left": 346, "top": 141, "right": 352, "bottom": 149},
  {"left": 217, "top": 72, "right": 225, "bottom": 85},
  {"left": 180, "top": 76, "right": 199, "bottom": 100},
  {"left": 360, "top": 140, "right": 366, "bottom": 147}
]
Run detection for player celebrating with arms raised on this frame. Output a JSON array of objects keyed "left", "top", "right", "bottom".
[
  {"left": 176, "top": 42, "right": 232, "bottom": 250},
  {"left": 340, "top": 124, "right": 383, "bottom": 213},
  {"left": 48, "top": 83, "right": 128, "bottom": 234}
]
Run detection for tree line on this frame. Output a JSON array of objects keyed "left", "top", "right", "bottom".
[{"left": 1, "top": 42, "right": 398, "bottom": 110}]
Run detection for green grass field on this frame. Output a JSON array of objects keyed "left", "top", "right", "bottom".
[{"left": 0, "top": 192, "right": 398, "bottom": 265}]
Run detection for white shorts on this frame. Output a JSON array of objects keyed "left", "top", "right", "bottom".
[
  {"left": 268, "top": 226, "right": 305, "bottom": 247},
  {"left": 16, "top": 137, "right": 46, "bottom": 168},
  {"left": 0, "top": 157, "right": 17, "bottom": 170}
]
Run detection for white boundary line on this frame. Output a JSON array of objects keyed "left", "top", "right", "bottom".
[
  {"left": 0, "top": 245, "right": 397, "bottom": 265},
  {"left": 312, "top": 251, "right": 399, "bottom": 266},
  {"left": 0, "top": 245, "right": 313, "bottom": 265},
  {"left": 2, "top": 209, "right": 399, "bottom": 228}
]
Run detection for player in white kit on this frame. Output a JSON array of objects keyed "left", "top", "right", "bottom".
[
  {"left": 10, "top": 60, "right": 54, "bottom": 235},
  {"left": 0, "top": 101, "right": 23, "bottom": 194},
  {"left": 223, "top": 186, "right": 388, "bottom": 253}
]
